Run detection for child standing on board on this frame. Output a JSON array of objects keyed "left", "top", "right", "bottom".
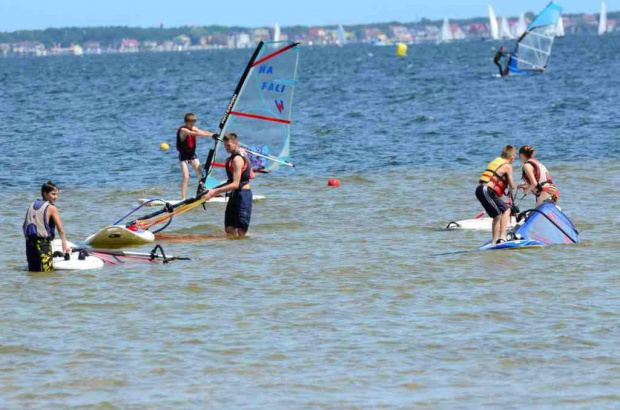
[
  {"left": 177, "top": 113, "right": 217, "bottom": 200},
  {"left": 23, "top": 181, "right": 70, "bottom": 272},
  {"left": 475, "top": 145, "right": 517, "bottom": 245}
]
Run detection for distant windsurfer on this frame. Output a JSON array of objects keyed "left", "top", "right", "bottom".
[
  {"left": 23, "top": 181, "right": 70, "bottom": 272},
  {"left": 177, "top": 113, "right": 217, "bottom": 200},
  {"left": 203, "top": 133, "right": 253, "bottom": 237},
  {"left": 476, "top": 145, "right": 517, "bottom": 244},
  {"left": 517, "top": 145, "right": 559, "bottom": 206},
  {"left": 493, "top": 47, "right": 511, "bottom": 77}
]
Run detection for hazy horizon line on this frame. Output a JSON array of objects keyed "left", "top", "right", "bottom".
[{"left": 1, "top": 8, "right": 614, "bottom": 34}]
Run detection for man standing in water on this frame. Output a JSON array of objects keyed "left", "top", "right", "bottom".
[
  {"left": 203, "top": 133, "right": 253, "bottom": 237},
  {"left": 177, "top": 113, "right": 217, "bottom": 200},
  {"left": 476, "top": 145, "right": 517, "bottom": 245},
  {"left": 493, "top": 47, "right": 511, "bottom": 77}
]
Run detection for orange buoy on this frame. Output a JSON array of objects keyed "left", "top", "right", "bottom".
[{"left": 328, "top": 179, "right": 340, "bottom": 187}]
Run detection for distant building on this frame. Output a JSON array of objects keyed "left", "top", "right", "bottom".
[
  {"left": 252, "top": 28, "right": 270, "bottom": 43},
  {"left": 235, "top": 33, "right": 251, "bottom": 48},
  {"left": 14, "top": 42, "right": 46, "bottom": 56},
  {"left": 390, "top": 26, "right": 413, "bottom": 43},
  {"left": 364, "top": 28, "right": 384, "bottom": 42},
  {"left": 0, "top": 43, "right": 10, "bottom": 56},
  {"left": 120, "top": 38, "right": 139, "bottom": 53},
  {"left": 173, "top": 35, "right": 191, "bottom": 50},
  {"left": 84, "top": 41, "right": 102, "bottom": 54}
]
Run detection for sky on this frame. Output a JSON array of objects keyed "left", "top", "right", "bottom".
[{"left": 0, "top": 0, "right": 613, "bottom": 32}]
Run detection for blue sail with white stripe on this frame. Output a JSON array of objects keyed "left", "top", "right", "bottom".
[
  {"left": 508, "top": 2, "right": 562, "bottom": 75},
  {"left": 480, "top": 201, "right": 580, "bottom": 250}
]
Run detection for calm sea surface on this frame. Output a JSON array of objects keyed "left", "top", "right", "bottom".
[{"left": 1, "top": 35, "right": 620, "bottom": 407}]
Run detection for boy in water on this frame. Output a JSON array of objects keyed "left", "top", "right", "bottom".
[
  {"left": 23, "top": 181, "right": 70, "bottom": 271},
  {"left": 176, "top": 113, "right": 217, "bottom": 200},
  {"left": 476, "top": 145, "right": 517, "bottom": 244}
]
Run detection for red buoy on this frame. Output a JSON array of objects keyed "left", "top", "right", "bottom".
[{"left": 328, "top": 179, "right": 340, "bottom": 187}]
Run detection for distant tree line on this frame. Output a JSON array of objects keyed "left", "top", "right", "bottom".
[{"left": 1, "top": 11, "right": 617, "bottom": 48}]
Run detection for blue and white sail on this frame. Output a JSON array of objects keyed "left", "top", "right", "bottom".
[
  {"left": 211, "top": 41, "right": 300, "bottom": 178},
  {"left": 512, "top": 202, "right": 580, "bottom": 245},
  {"left": 508, "top": 1, "right": 562, "bottom": 75},
  {"left": 480, "top": 201, "right": 580, "bottom": 250}
]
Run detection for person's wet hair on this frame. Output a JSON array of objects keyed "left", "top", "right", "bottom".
[{"left": 41, "top": 181, "right": 58, "bottom": 198}]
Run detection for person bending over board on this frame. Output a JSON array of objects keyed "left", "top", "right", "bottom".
[
  {"left": 476, "top": 145, "right": 517, "bottom": 245},
  {"left": 517, "top": 145, "right": 559, "bottom": 206},
  {"left": 22, "top": 181, "right": 70, "bottom": 272},
  {"left": 203, "top": 133, "right": 253, "bottom": 237},
  {"left": 177, "top": 113, "right": 217, "bottom": 201},
  {"left": 494, "top": 47, "right": 511, "bottom": 77}
]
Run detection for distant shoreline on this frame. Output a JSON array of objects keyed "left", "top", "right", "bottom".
[{"left": 1, "top": 11, "right": 617, "bottom": 58}]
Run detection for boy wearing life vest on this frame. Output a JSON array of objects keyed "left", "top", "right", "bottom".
[
  {"left": 22, "top": 181, "right": 70, "bottom": 272},
  {"left": 476, "top": 145, "right": 517, "bottom": 244},
  {"left": 177, "top": 113, "right": 217, "bottom": 201},
  {"left": 203, "top": 133, "right": 253, "bottom": 237},
  {"left": 518, "top": 146, "right": 559, "bottom": 206}
]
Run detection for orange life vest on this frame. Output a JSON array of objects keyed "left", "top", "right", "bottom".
[{"left": 479, "top": 157, "right": 509, "bottom": 197}]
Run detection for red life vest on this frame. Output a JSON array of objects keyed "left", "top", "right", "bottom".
[
  {"left": 522, "top": 158, "right": 553, "bottom": 194},
  {"left": 176, "top": 127, "right": 196, "bottom": 155},
  {"left": 225, "top": 152, "right": 254, "bottom": 190}
]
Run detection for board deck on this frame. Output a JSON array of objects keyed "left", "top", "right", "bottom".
[
  {"left": 85, "top": 225, "right": 155, "bottom": 248},
  {"left": 479, "top": 239, "right": 545, "bottom": 251},
  {"left": 446, "top": 216, "right": 516, "bottom": 231},
  {"left": 52, "top": 239, "right": 104, "bottom": 270}
]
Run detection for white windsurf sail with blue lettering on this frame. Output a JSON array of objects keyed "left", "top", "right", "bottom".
[
  {"left": 212, "top": 40, "right": 299, "bottom": 176},
  {"left": 508, "top": 1, "right": 562, "bottom": 75}
]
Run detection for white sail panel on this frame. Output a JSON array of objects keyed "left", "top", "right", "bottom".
[
  {"left": 599, "top": 0, "right": 608, "bottom": 35},
  {"left": 488, "top": 5, "right": 499, "bottom": 40}
]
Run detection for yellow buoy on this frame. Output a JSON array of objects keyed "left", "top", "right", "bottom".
[
  {"left": 396, "top": 43, "right": 407, "bottom": 57},
  {"left": 160, "top": 142, "right": 170, "bottom": 151}
]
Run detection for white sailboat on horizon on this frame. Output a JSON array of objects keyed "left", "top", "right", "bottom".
[
  {"left": 555, "top": 16, "right": 565, "bottom": 37},
  {"left": 488, "top": 5, "right": 499, "bottom": 40},
  {"left": 337, "top": 24, "right": 347, "bottom": 46},
  {"left": 599, "top": 0, "right": 608, "bottom": 35},
  {"left": 439, "top": 18, "right": 454, "bottom": 43},
  {"left": 499, "top": 16, "right": 514, "bottom": 39},
  {"left": 514, "top": 13, "right": 527, "bottom": 38},
  {"left": 273, "top": 24, "right": 281, "bottom": 42}
]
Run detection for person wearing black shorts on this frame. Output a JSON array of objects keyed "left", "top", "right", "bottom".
[
  {"left": 203, "top": 132, "right": 253, "bottom": 237},
  {"left": 176, "top": 113, "right": 217, "bottom": 200},
  {"left": 476, "top": 145, "right": 517, "bottom": 245}
]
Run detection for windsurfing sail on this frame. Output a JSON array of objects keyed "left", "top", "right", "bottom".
[
  {"left": 439, "top": 18, "right": 454, "bottom": 42},
  {"left": 508, "top": 1, "right": 562, "bottom": 75},
  {"left": 555, "top": 16, "right": 565, "bottom": 37},
  {"left": 599, "top": 0, "right": 608, "bottom": 35},
  {"left": 337, "top": 24, "right": 347, "bottom": 46},
  {"left": 125, "top": 41, "right": 300, "bottom": 233},
  {"left": 512, "top": 202, "right": 580, "bottom": 246},
  {"left": 488, "top": 5, "right": 499, "bottom": 40},
  {"left": 500, "top": 17, "right": 514, "bottom": 39}
]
